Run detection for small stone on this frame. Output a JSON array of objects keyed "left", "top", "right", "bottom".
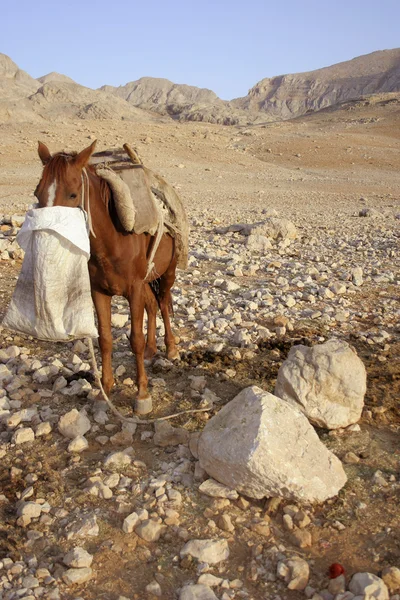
[
  {"left": 180, "top": 539, "right": 230, "bottom": 565},
  {"left": 135, "top": 519, "right": 166, "bottom": 542},
  {"left": 58, "top": 409, "right": 91, "bottom": 439},
  {"left": 180, "top": 585, "right": 218, "bottom": 600},
  {"left": 278, "top": 556, "right": 310, "bottom": 591},
  {"left": 62, "top": 567, "right": 93, "bottom": 585},
  {"left": 123, "top": 512, "right": 139, "bottom": 533},
  {"left": 328, "top": 574, "right": 346, "bottom": 595},
  {"left": 199, "top": 479, "right": 238, "bottom": 500},
  {"left": 17, "top": 502, "right": 42, "bottom": 519},
  {"left": 198, "top": 574, "right": 223, "bottom": 587},
  {"left": 349, "top": 572, "right": 389, "bottom": 599},
  {"left": 63, "top": 547, "right": 93, "bottom": 568},
  {"left": 292, "top": 529, "right": 312, "bottom": 548},
  {"left": 36, "top": 421, "right": 52, "bottom": 436},
  {"left": 104, "top": 448, "right": 133, "bottom": 469},
  {"left": 382, "top": 567, "right": 400, "bottom": 592},
  {"left": 343, "top": 452, "right": 360, "bottom": 464},
  {"left": 68, "top": 436, "right": 88, "bottom": 453},
  {"left": 146, "top": 580, "right": 162, "bottom": 596},
  {"left": 217, "top": 513, "right": 234, "bottom": 532},
  {"left": 12, "top": 427, "right": 35, "bottom": 444}
]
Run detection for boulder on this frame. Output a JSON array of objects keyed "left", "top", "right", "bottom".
[
  {"left": 198, "top": 386, "right": 347, "bottom": 503},
  {"left": 275, "top": 339, "right": 366, "bottom": 429}
]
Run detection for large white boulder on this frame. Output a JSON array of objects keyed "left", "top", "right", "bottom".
[
  {"left": 198, "top": 386, "right": 347, "bottom": 503},
  {"left": 275, "top": 339, "right": 366, "bottom": 429}
]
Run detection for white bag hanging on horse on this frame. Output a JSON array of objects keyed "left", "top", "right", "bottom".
[{"left": 3, "top": 206, "right": 98, "bottom": 341}]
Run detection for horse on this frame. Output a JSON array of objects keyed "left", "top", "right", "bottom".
[{"left": 34, "top": 140, "right": 179, "bottom": 414}]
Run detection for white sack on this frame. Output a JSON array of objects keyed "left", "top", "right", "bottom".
[{"left": 2, "top": 207, "right": 98, "bottom": 341}]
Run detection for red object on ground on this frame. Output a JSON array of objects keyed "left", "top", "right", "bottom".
[{"left": 329, "top": 563, "right": 345, "bottom": 579}]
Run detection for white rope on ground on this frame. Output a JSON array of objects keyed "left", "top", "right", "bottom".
[{"left": 86, "top": 337, "right": 211, "bottom": 425}]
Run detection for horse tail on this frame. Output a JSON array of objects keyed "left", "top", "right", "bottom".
[{"left": 148, "top": 279, "right": 174, "bottom": 317}]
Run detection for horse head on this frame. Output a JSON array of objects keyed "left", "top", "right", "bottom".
[{"left": 35, "top": 141, "right": 97, "bottom": 208}]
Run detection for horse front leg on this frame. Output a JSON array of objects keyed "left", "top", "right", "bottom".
[
  {"left": 91, "top": 289, "right": 114, "bottom": 395},
  {"left": 129, "top": 283, "right": 152, "bottom": 414}
]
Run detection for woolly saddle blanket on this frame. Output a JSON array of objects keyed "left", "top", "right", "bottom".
[{"left": 90, "top": 147, "right": 189, "bottom": 270}]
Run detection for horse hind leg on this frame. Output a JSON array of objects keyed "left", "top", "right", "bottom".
[
  {"left": 157, "top": 260, "right": 179, "bottom": 360},
  {"left": 129, "top": 283, "right": 152, "bottom": 415},
  {"left": 144, "top": 284, "right": 157, "bottom": 360}
]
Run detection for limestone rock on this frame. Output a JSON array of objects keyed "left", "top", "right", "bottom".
[
  {"left": 198, "top": 386, "right": 347, "bottom": 503},
  {"left": 58, "top": 409, "right": 91, "bottom": 439},
  {"left": 135, "top": 519, "right": 166, "bottom": 542},
  {"left": 12, "top": 427, "right": 35, "bottom": 444},
  {"left": 277, "top": 556, "right": 310, "bottom": 591},
  {"left": 62, "top": 567, "right": 93, "bottom": 585},
  {"left": 180, "top": 585, "right": 218, "bottom": 600},
  {"left": 349, "top": 573, "right": 389, "bottom": 600},
  {"left": 275, "top": 339, "right": 366, "bottom": 429},
  {"left": 199, "top": 479, "right": 238, "bottom": 499},
  {"left": 63, "top": 547, "right": 93, "bottom": 568},
  {"left": 382, "top": 567, "right": 400, "bottom": 592},
  {"left": 68, "top": 435, "right": 88, "bottom": 453},
  {"left": 180, "top": 539, "right": 229, "bottom": 565}
]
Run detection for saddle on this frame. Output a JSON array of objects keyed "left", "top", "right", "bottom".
[{"left": 90, "top": 145, "right": 189, "bottom": 270}]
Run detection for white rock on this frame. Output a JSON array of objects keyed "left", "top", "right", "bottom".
[
  {"left": 68, "top": 436, "right": 89, "bottom": 453},
  {"left": 135, "top": 519, "right": 166, "bottom": 542},
  {"left": 146, "top": 580, "right": 162, "bottom": 596},
  {"left": 12, "top": 427, "right": 35, "bottom": 445},
  {"left": 349, "top": 572, "right": 389, "bottom": 600},
  {"left": 199, "top": 479, "right": 238, "bottom": 499},
  {"left": 180, "top": 585, "right": 218, "bottom": 600},
  {"left": 122, "top": 512, "right": 139, "bottom": 533},
  {"left": 275, "top": 339, "right": 366, "bottom": 429},
  {"left": 104, "top": 448, "right": 133, "bottom": 469},
  {"left": 180, "top": 539, "right": 230, "bottom": 565},
  {"left": 277, "top": 557, "right": 310, "bottom": 591},
  {"left": 198, "top": 386, "right": 347, "bottom": 503},
  {"left": 198, "top": 574, "right": 223, "bottom": 587},
  {"left": 382, "top": 567, "right": 400, "bottom": 592},
  {"left": 58, "top": 409, "right": 91, "bottom": 439},
  {"left": 62, "top": 567, "right": 93, "bottom": 585},
  {"left": 17, "top": 502, "right": 42, "bottom": 519},
  {"left": 111, "top": 313, "right": 129, "bottom": 328},
  {"left": 36, "top": 421, "right": 52, "bottom": 436},
  {"left": 63, "top": 547, "right": 93, "bottom": 568}
]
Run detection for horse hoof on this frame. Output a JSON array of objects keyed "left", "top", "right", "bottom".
[
  {"left": 134, "top": 396, "right": 153, "bottom": 415},
  {"left": 167, "top": 349, "right": 180, "bottom": 361}
]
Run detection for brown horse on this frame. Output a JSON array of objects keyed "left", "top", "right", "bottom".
[{"left": 34, "top": 140, "right": 179, "bottom": 414}]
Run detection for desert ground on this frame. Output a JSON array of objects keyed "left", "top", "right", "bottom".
[{"left": 0, "top": 94, "right": 400, "bottom": 600}]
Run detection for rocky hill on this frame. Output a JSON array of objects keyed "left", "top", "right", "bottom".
[
  {"left": 100, "top": 77, "right": 261, "bottom": 125},
  {"left": 37, "top": 72, "right": 76, "bottom": 85},
  {"left": 0, "top": 53, "right": 40, "bottom": 101},
  {"left": 232, "top": 49, "right": 400, "bottom": 119},
  {"left": 1, "top": 49, "right": 399, "bottom": 125}
]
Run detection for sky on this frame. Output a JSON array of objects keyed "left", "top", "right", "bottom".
[{"left": 2, "top": 0, "right": 399, "bottom": 100}]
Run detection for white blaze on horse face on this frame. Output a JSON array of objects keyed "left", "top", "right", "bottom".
[{"left": 47, "top": 180, "right": 57, "bottom": 207}]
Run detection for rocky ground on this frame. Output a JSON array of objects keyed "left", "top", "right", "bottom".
[{"left": 0, "top": 99, "right": 400, "bottom": 600}]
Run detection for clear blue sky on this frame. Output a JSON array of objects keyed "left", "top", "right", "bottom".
[{"left": 2, "top": 0, "right": 399, "bottom": 100}]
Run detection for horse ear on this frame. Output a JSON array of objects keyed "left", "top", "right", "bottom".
[
  {"left": 74, "top": 140, "right": 97, "bottom": 168},
  {"left": 38, "top": 141, "right": 51, "bottom": 165}
]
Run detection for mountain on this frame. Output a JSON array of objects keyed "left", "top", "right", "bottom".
[
  {"left": 37, "top": 72, "right": 76, "bottom": 85},
  {"left": 0, "top": 53, "right": 40, "bottom": 101},
  {"left": 232, "top": 49, "right": 400, "bottom": 119},
  {"left": 1, "top": 49, "right": 400, "bottom": 125},
  {"left": 99, "top": 77, "right": 264, "bottom": 125}
]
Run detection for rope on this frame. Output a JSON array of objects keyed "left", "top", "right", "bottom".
[
  {"left": 81, "top": 168, "right": 96, "bottom": 238},
  {"left": 86, "top": 337, "right": 211, "bottom": 425}
]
